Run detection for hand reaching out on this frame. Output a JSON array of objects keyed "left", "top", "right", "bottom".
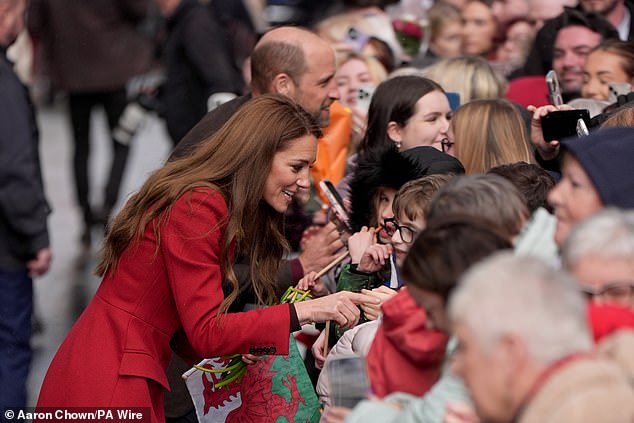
[
  {"left": 357, "top": 243, "right": 393, "bottom": 273},
  {"left": 293, "top": 290, "right": 380, "bottom": 329},
  {"left": 296, "top": 271, "right": 330, "bottom": 297},
  {"left": 360, "top": 285, "right": 397, "bottom": 320}
]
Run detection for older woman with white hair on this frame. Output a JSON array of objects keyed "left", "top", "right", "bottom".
[
  {"left": 449, "top": 252, "right": 634, "bottom": 423},
  {"left": 562, "top": 208, "right": 634, "bottom": 309}
]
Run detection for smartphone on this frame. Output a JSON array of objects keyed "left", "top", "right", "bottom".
[
  {"left": 576, "top": 118, "right": 589, "bottom": 137},
  {"left": 327, "top": 355, "right": 369, "bottom": 408},
  {"left": 608, "top": 82, "right": 632, "bottom": 103},
  {"left": 319, "top": 180, "right": 352, "bottom": 232},
  {"left": 546, "top": 70, "right": 563, "bottom": 107},
  {"left": 541, "top": 109, "right": 591, "bottom": 141},
  {"left": 355, "top": 85, "right": 375, "bottom": 114},
  {"left": 344, "top": 27, "right": 369, "bottom": 52}
]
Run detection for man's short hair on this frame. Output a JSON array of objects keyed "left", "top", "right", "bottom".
[{"left": 250, "top": 40, "right": 307, "bottom": 94}]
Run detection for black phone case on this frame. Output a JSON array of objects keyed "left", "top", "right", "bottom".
[{"left": 541, "top": 109, "right": 591, "bottom": 141}]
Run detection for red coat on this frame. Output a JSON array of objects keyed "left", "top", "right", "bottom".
[
  {"left": 366, "top": 289, "right": 448, "bottom": 398},
  {"left": 37, "top": 189, "right": 293, "bottom": 421}
]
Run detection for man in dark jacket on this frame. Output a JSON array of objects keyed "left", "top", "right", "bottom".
[
  {"left": 0, "top": 0, "right": 52, "bottom": 414},
  {"left": 154, "top": 0, "right": 243, "bottom": 145}
]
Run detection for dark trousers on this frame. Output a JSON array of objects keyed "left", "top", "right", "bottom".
[
  {"left": 68, "top": 89, "right": 129, "bottom": 224},
  {"left": 0, "top": 270, "right": 33, "bottom": 420}
]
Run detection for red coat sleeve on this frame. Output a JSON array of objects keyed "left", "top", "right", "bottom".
[{"left": 162, "top": 188, "right": 291, "bottom": 358}]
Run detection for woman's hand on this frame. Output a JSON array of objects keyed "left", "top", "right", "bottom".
[
  {"left": 296, "top": 271, "right": 330, "bottom": 297},
  {"left": 360, "top": 286, "right": 397, "bottom": 320},
  {"left": 347, "top": 227, "right": 377, "bottom": 264},
  {"left": 527, "top": 104, "right": 573, "bottom": 161},
  {"left": 241, "top": 354, "right": 260, "bottom": 365},
  {"left": 357, "top": 243, "right": 393, "bottom": 273},
  {"left": 350, "top": 107, "right": 368, "bottom": 150},
  {"left": 294, "top": 291, "right": 380, "bottom": 329}
]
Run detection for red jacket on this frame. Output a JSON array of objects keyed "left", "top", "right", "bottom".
[
  {"left": 37, "top": 189, "right": 293, "bottom": 421},
  {"left": 366, "top": 289, "right": 448, "bottom": 398}
]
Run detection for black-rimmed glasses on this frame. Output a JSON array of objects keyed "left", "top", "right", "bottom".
[{"left": 383, "top": 217, "right": 416, "bottom": 243}]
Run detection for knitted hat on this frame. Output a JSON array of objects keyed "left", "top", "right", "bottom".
[
  {"left": 349, "top": 147, "right": 464, "bottom": 231},
  {"left": 562, "top": 127, "right": 634, "bottom": 209}
]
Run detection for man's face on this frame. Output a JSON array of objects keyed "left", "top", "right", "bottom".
[
  {"left": 553, "top": 26, "right": 602, "bottom": 93},
  {"left": 0, "top": 0, "right": 26, "bottom": 48},
  {"left": 289, "top": 43, "right": 339, "bottom": 128},
  {"left": 580, "top": 0, "right": 621, "bottom": 15},
  {"left": 451, "top": 322, "right": 518, "bottom": 423}
]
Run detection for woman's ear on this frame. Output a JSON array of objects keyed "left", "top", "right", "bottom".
[
  {"left": 387, "top": 121, "right": 402, "bottom": 145},
  {"left": 271, "top": 73, "right": 294, "bottom": 96}
]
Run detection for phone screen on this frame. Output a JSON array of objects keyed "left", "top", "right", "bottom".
[
  {"left": 319, "top": 180, "right": 352, "bottom": 232},
  {"left": 327, "top": 355, "right": 369, "bottom": 408}
]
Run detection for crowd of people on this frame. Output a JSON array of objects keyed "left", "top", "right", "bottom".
[{"left": 2, "top": 0, "right": 634, "bottom": 422}]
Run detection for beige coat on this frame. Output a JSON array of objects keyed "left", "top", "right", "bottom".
[{"left": 519, "top": 356, "right": 634, "bottom": 423}]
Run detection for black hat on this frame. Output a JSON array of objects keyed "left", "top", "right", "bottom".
[
  {"left": 561, "top": 127, "right": 634, "bottom": 208},
  {"left": 349, "top": 147, "right": 464, "bottom": 231}
]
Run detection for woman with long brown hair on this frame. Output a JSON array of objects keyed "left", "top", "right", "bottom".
[{"left": 37, "top": 94, "right": 375, "bottom": 421}]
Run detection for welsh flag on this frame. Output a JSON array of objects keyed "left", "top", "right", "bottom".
[{"left": 183, "top": 336, "right": 321, "bottom": 422}]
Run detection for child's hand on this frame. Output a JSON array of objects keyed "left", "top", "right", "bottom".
[
  {"left": 320, "top": 406, "right": 352, "bottom": 423},
  {"left": 296, "top": 271, "right": 329, "bottom": 297},
  {"left": 357, "top": 243, "right": 393, "bottom": 273},
  {"left": 444, "top": 401, "right": 480, "bottom": 423},
  {"left": 311, "top": 330, "right": 327, "bottom": 369},
  {"left": 347, "top": 227, "right": 377, "bottom": 264},
  {"left": 360, "top": 286, "right": 397, "bottom": 320}
]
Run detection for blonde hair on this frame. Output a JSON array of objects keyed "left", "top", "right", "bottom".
[
  {"left": 451, "top": 98, "right": 533, "bottom": 173},
  {"left": 337, "top": 52, "right": 388, "bottom": 85},
  {"left": 97, "top": 95, "right": 320, "bottom": 313},
  {"left": 421, "top": 56, "right": 507, "bottom": 103},
  {"left": 428, "top": 2, "right": 462, "bottom": 44}
]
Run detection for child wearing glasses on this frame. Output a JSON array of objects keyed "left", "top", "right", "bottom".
[{"left": 312, "top": 174, "right": 454, "bottom": 408}]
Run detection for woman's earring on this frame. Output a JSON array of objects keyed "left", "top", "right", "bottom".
[{"left": 395, "top": 141, "right": 402, "bottom": 150}]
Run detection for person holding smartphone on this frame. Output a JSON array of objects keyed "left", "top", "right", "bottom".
[{"left": 581, "top": 40, "right": 634, "bottom": 102}]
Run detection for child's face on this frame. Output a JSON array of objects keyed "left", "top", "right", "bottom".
[
  {"left": 374, "top": 187, "right": 397, "bottom": 244},
  {"left": 391, "top": 213, "right": 426, "bottom": 267}
]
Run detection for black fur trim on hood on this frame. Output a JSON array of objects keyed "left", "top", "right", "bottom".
[{"left": 348, "top": 147, "right": 465, "bottom": 232}]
